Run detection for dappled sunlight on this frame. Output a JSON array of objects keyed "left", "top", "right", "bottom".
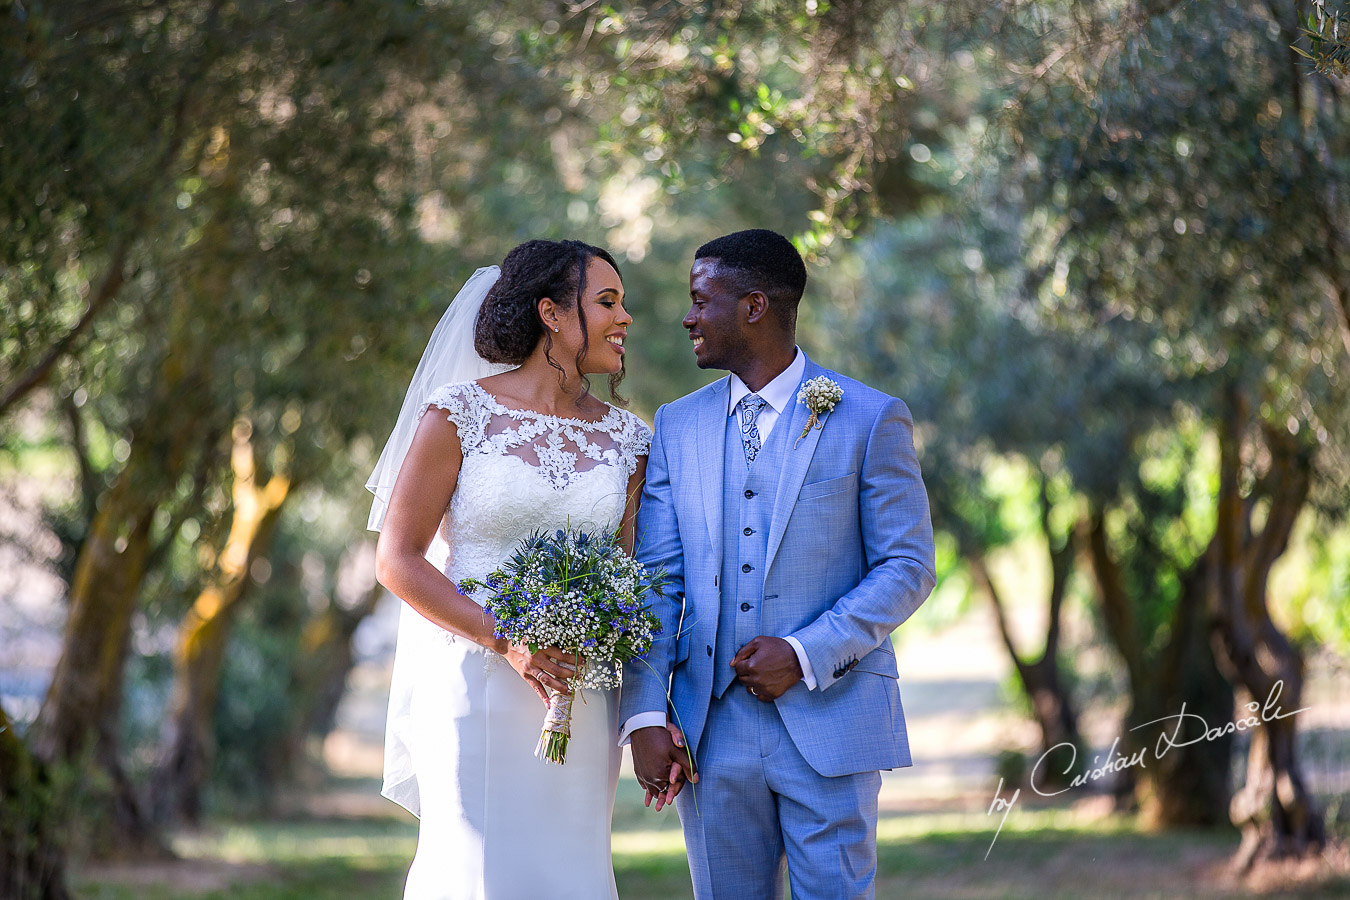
[
  {"left": 5, "top": 1, "right": 1349, "bottom": 898},
  {"left": 173, "top": 821, "right": 417, "bottom": 865}
]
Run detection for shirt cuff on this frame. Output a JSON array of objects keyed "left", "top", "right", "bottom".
[
  {"left": 784, "top": 635, "right": 817, "bottom": 690},
  {"left": 618, "top": 711, "right": 668, "bottom": 747}
]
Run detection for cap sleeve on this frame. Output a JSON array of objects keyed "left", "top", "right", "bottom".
[
  {"left": 615, "top": 408, "right": 653, "bottom": 476},
  {"left": 417, "top": 382, "right": 490, "bottom": 452}
]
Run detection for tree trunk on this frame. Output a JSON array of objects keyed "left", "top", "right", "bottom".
[
  {"left": 1146, "top": 562, "right": 1234, "bottom": 827},
  {"left": 156, "top": 421, "right": 292, "bottom": 825},
  {"left": 1, "top": 703, "right": 73, "bottom": 900},
  {"left": 31, "top": 338, "right": 223, "bottom": 855},
  {"left": 28, "top": 450, "right": 167, "bottom": 856},
  {"left": 1081, "top": 509, "right": 1145, "bottom": 688},
  {"left": 968, "top": 551, "right": 1084, "bottom": 787},
  {"left": 1081, "top": 508, "right": 1145, "bottom": 808},
  {"left": 31, "top": 127, "right": 241, "bottom": 854},
  {"left": 1213, "top": 387, "right": 1324, "bottom": 868},
  {"left": 1083, "top": 509, "right": 1235, "bottom": 825},
  {"left": 958, "top": 472, "right": 1086, "bottom": 787}
]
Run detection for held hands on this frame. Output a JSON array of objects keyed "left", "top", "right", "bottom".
[
  {"left": 630, "top": 722, "right": 697, "bottom": 812},
  {"left": 502, "top": 643, "right": 578, "bottom": 706},
  {"left": 732, "top": 635, "right": 803, "bottom": 702}
]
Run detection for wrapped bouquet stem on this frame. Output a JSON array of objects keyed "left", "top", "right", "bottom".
[
  {"left": 538, "top": 686, "right": 573, "bottom": 763},
  {"left": 461, "top": 527, "right": 667, "bottom": 765}
]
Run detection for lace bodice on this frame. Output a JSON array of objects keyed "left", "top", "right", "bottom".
[{"left": 416, "top": 381, "right": 652, "bottom": 601}]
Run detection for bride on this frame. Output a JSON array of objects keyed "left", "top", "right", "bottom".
[{"left": 367, "top": 239, "right": 657, "bottom": 898}]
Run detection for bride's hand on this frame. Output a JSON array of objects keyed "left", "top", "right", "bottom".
[{"left": 502, "top": 644, "right": 579, "bottom": 705}]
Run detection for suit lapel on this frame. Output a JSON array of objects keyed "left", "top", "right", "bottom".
[
  {"left": 764, "top": 358, "right": 830, "bottom": 573},
  {"left": 697, "top": 377, "right": 729, "bottom": 567}
]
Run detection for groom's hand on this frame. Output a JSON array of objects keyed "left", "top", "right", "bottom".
[
  {"left": 731, "top": 636, "right": 803, "bottom": 702},
  {"left": 631, "top": 724, "right": 698, "bottom": 811}
]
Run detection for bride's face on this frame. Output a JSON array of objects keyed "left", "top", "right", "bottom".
[{"left": 554, "top": 256, "right": 630, "bottom": 376}]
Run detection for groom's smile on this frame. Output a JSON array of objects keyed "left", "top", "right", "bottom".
[{"left": 684, "top": 258, "right": 751, "bottom": 371}]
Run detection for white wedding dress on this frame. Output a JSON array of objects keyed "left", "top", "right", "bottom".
[{"left": 384, "top": 380, "right": 651, "bottom": 900}]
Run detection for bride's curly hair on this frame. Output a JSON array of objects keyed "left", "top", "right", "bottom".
[{"left": 475, "top": 239, "right": 627, "bottom": 404}]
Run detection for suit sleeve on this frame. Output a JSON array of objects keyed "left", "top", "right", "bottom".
[
  {"left": 619, "top": 404, "right": 687, "bottom": 724},
  {"left": 789, "top": 397, "right": 936, "bottom": 691}
]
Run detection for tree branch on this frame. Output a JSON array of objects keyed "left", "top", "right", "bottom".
[
  {"left": 0, "top": 0, "right": 229, "bottom": 420},
  {"left": 1082, "top": 507, "right": 1144, "bottom": 688},
  {"left": 968, "top": 550, "right": 1028, "bottom": 673},
  {"left": 60, "top": 394, "right": 101, "bottom": 525},
  {"left": 1038, "top": 473, "right": 1073, "bottom": 663},
  {"left": 0, "top": 240, "right": 130, "bottom": 417},
  {"left": 1245, "top": 426, "right": 1313, "bottom": 614}
]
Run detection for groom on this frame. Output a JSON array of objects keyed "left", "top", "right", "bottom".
[{"left": 620, "top": 229, "right": 936, "bottom": 898}]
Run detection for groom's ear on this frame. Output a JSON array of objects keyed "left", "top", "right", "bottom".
[{"left": 743, "top": 290, "right": 771, "bottom": 325}]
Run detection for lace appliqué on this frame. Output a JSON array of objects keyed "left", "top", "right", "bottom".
[
  {"left": 413, "top": 380, "right": 652, "bottom": 656},
  {"left": 418, "top": 381, "right": 650, "bottom": 490}
]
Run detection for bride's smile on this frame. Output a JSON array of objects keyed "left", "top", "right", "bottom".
[{"left": 568, "top": 256, "right": 631, "bottom": 375}]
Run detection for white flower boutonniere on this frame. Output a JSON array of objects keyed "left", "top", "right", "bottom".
[{"left": 795, "top": 376, "right": 843, "bottom": 448}]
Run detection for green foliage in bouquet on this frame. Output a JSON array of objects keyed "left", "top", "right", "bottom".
[{"left": 460, "top": 527, "right": 668, "bottom": 764}]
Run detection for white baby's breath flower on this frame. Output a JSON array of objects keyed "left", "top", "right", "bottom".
[
  {"left": 460, "top": 526, "right": 669, "bottom": 763},
  {"left": 795, "top": 376, "right": 843, "bottom": 447}
]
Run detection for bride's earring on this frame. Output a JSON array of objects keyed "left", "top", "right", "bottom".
[{"left": 553, "top": 326, "right": 560, "bottom": 333}]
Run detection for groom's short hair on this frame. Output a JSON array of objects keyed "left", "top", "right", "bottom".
[{"left": 695, "top": 229, "right": 807, "bottom": 330}]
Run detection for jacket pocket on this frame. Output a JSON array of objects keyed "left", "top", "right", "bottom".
[
  {"left": 852, "top": 642, "right": 899, "bottom": 678},
  {"left": 798, "top": 471, "right": 857, "bottom": 502}
]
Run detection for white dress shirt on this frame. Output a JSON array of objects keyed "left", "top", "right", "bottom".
[{"left": 619, "top": 349, "right": 817, "bottom": 746}]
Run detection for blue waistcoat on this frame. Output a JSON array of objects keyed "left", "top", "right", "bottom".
[{"left": 713, "top": 405, "right": 794, "bottom": 698}]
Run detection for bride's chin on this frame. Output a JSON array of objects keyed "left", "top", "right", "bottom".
[{"left": 579, "top": 356, "right": 624, "bottom": 377}]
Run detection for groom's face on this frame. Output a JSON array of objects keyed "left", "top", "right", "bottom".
[{"left": 685, "top": 258, "right": 751, "bottom": 371}]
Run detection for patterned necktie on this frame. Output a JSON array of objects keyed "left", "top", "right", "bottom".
[{"left": 738, "top": 393, "right": 768, "bottom": 466}]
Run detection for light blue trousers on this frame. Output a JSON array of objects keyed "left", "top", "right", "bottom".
[{"left": 676, "top": 686, "right": 881, "bottom": 899}]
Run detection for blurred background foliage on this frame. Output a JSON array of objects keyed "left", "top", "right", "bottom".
[{"left": 2, "top": 1, "right": 1348, "bottom": 897}]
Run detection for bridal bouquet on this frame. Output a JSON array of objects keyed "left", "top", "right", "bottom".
[{"left": 459, "top": 528, "right": 667, "bottom": 765}]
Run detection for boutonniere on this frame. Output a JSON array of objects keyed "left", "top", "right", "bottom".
[{"left": 795, "top": 376, "right": 843, "bottom": 448}]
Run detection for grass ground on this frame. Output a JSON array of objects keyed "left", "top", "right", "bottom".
[
  {"left": 76, "top": 777, "right": 1349, "bottom": 900},
  {"left": 71, "top": 609, "right": 1350, "bottom": 899}
]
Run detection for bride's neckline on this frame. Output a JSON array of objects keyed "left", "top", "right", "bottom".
[{"left": 468, "top": 380, "right": 619, "bottom": 428}]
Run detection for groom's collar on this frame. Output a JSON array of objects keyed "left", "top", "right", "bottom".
[{"left": 727, "top": 346, "right": 806, "bottom": 416}]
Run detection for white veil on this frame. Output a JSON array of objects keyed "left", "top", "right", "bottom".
[
  {"left": 366, "top": 264, "right": 511, "bottom": 532},
  {"left": 365, "top": 264, "right": 513, "bottom": 818}
]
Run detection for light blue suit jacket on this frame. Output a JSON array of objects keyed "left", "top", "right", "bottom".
[{"left": 622, "top": 356, "right": 936, "bottom": 777}]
